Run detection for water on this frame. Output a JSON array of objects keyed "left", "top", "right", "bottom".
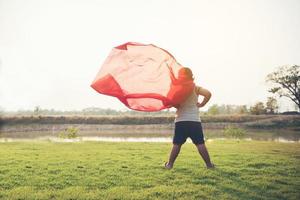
[{"left": 0, "top": 128, "right": 299, "bottom": 143}]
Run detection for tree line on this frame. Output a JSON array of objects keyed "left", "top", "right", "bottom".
[
  {"left": 206, "top": 97, "right": 278, "bottom": 115},
  {"left": 0, "top": 65, "right": 298, "bottom": 116}
]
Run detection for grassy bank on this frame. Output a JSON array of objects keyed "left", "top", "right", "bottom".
[
  {"left": 0, "top": 140, "right": 299, "bottom": 200},
  {"left": 1, "top": 114, "right": 299, "bottom": 125},
  {"left": 1, "top": 115, "right": 299, "bottom": 130}
]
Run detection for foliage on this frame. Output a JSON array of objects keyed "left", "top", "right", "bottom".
[
  {"left": 250, "top": 102, "right": 266, "bottom": 115},
  {"left": 207, "top": 104, "right": 249, "bottom": 115},
  {"left": 33, "top": 106, "right": 41, "bottom": 115},
  {"left": 207, "top": 104, "right": 219, "bottom": 115},
  {"left": 237, "top": 105, "right": 249, "bottom": 114},
  {"left": 266, "top": 97, "right": 278, "bottom": 114},
  {"left": 249, "top": 97, "right": 279, "bottom": 115},
  {"left": 58, "top": 126, "right": 79, "bottom": 139},
  {"left": 223, "top": 126, "right": 246, "bottom": 138},
  {"left": 1, "top": 107, "right": 176, "bottom": 116},
  {"left": 266, "top": 65, "right": 300, "bottom": 110},
  {"left": 2, "top": 104, "right": 252, "bottom": 116}
]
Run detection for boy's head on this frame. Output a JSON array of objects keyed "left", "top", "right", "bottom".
[{"left": 178, "top": 67, "right": 194, "bottom": 80}]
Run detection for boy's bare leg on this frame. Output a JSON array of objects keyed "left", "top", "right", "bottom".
[
  {"left": 166, "top": 144, "right": 182, "bottom": 168},
  {"left": 195, "top": 143, "right": 214, "bottom": 168}
]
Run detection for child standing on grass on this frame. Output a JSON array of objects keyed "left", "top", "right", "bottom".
[{"left": 165, "top": 67, "right": 214, "bottom": 169}]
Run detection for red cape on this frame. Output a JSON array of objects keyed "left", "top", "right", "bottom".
[{"left": 91, "top": 42, "right": 195, "bottom": 111}]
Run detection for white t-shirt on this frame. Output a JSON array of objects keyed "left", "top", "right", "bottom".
[{"left": 174, "top": 86, "right": 201, "bottom": 122}]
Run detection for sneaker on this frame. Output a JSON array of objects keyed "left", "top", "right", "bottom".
[
  {"left": 164, "top": 162, "right": 173, "bottom": 170},
  {"left": 206, "top": 163, "right": 215, "bottom": 169}
]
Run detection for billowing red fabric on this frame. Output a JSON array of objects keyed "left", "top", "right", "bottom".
[{"left": 90, "top": 42, "right": 195, "bottom": 111}]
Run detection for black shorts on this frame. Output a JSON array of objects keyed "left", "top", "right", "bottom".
[{"left": 173, "top": 121, "right": 205, "bottom": 145}]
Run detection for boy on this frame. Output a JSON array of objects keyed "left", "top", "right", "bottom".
[{"left": 165, "top": 68, "right": 214, "bottom": 169}]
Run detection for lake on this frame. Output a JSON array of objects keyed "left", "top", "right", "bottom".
[{"left": 0, "top": 124, "right": 299, "bottom": 142}]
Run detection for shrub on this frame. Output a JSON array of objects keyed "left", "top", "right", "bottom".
[
  {"left": 58, "top": 126, "right": 79, "bottom": 139},
  {"left": 223, "top": 126, "right": 246, "bottom": 139}
]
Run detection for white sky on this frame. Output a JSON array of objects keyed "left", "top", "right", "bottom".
[{"left": 0, "top": 0, "right": 300, "bottom": 112}]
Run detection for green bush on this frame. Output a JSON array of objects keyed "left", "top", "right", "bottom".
[
  {"left": 58, "top": 126, "right": 79, "bottom": 139},
  {"left": 223, "top": 125, "right": 246, "bottom": 139}
]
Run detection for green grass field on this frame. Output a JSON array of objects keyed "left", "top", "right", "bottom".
[{"left": 0, "top": 140, "right": 299, "bottom": 200}]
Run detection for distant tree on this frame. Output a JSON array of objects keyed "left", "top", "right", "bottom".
[
  {"left": 266, "top": 65, "right": 300, "bottom": 111},
  {"left": 0, "top": 106, "right": 4, "bottom": 115},
  {"left": 220, "top": 105, "right": 234, "bottom": 114},
  {"left": 206, "top": 104, "right": 249, "bottom": 115},
  {"left": 33, "top": 106, "right": 41, "bottom": 115},
  {"left": 265, "top": 97, "right": 278, "bottom": 114},
  {"left": 215, "top": 104, "right": 225, "bottom": 114},
  {"left": 250, "top": 102, "right": 266, "bottom": 115},
  {"left": 207, "top": 104, "right": 219, "bottom": 115},
  {"left": 237, "top": 105, "right": 249, "bottom": 114}
]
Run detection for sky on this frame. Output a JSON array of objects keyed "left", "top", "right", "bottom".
[{"left": 0, "top": 0, "right": 300, "bottom": 112}]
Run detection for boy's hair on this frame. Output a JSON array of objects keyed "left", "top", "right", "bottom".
[{"left": 182, "top": 67, "right": 194, "bottom": 80}]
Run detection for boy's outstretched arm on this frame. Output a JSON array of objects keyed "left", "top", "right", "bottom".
[{"left": 196, "top": 86, "right": 212, "bottom": 108}]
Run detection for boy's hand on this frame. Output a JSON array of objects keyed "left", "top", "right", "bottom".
[
  {"left": 196, "top": 102, "right": 205, "bottom": 108},
  {"left": 196, "top": 86, "right": 212, "bottom": 108}
]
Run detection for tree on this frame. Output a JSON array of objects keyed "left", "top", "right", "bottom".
[
  {"left": 206, "top": 104, "right": 249, "bottom": 115},
  {"left": 33, "top": 106, "right": 41, "bottom": 115},
  {"left": 265, "top": 97, "right": 278, "bottom": 114},
  {"left": 0, "top": 106, "right": 4, "bottom": 115},
  {"left": 250, "top": 102, "right": 266, "bottom": 115},
  {"left": 207, "top": 104, "right": 219, "bottom": 115},
  {"left": 237, "top": 105, "right": 249, "bottom": 114},
  {"left": 266, "top": 65, "right": 300, "bottom": 110}
]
